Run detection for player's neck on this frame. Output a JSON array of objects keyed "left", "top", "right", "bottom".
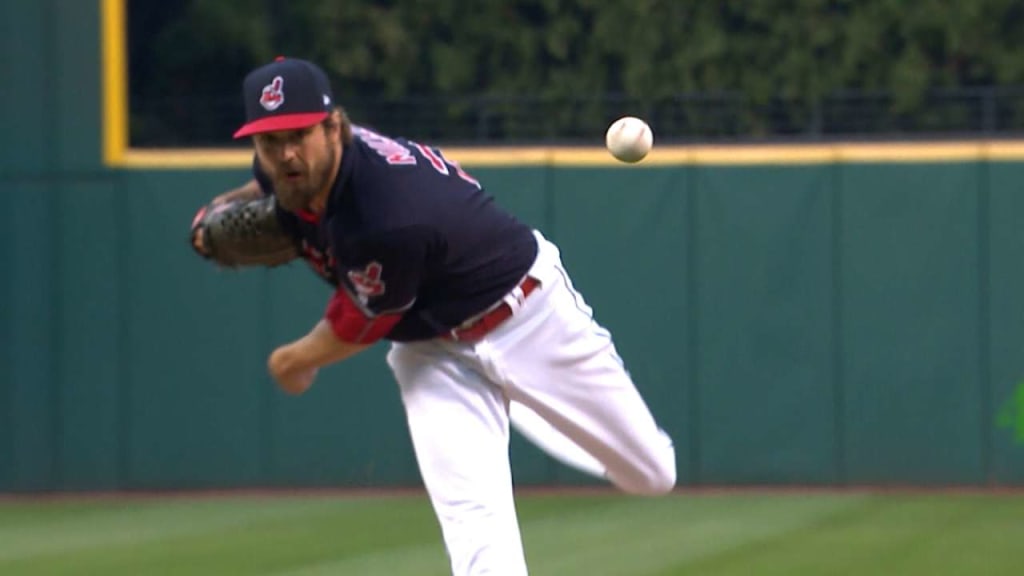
[{"left": 309, "top": 193, "right": 327, "bottom": 214}]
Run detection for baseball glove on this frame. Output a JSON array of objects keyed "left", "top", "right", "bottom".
[{"left": 190, "top": 195, "right": 299, "bottom": 267}]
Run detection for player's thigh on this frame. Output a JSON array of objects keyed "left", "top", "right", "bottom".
[
  {"left": 388, "top": 342, "right": 528, "bottom": 575},
  {"left": 387, "top": 342, "right": 513, "bottom": 481},
  {"left": 494, "top": 277, "right": 674, "bottom": 484}
]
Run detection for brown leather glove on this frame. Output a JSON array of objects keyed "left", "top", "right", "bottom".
[{"left": 190, "top": 195, "right": 298, "bottom": 268}]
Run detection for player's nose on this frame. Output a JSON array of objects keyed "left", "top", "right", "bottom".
[{"left": 280, "top": 141, "right": 299, "bottom": 162}]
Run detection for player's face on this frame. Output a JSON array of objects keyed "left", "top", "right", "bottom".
[{"left": 254, "top": 123, "right": 338, "bottom": 213}]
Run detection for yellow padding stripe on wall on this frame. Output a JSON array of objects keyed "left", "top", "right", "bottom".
[{"left": 116, "top": 140, "right": 1024, "bottom": 169}]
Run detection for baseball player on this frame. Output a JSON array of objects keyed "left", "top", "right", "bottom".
[{"left": 193, "top": 57, "right": 675, "bottom": 576}]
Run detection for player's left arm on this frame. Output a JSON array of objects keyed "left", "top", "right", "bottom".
[{"left": 268, "top": 227, "right": 429, "bottom": 394}]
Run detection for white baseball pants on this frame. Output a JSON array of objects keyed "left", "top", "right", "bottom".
[{"left": 386, "top": 231, "right": 676, "bottom": 576}]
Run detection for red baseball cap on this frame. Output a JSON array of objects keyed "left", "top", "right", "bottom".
[{"left": 233, "top": 57, "right": 335, "bottom": 139}]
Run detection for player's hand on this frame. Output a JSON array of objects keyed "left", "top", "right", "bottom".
[
  {"left": 191, "top": 226, "right": 208, "bottom": 255},
  {"left": 268, "top": 345, "right": 318, "bottom": 395}
]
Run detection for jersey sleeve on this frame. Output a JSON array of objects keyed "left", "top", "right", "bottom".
[{"left": 324, "top": 226, "right": 430, "bottom": 344}]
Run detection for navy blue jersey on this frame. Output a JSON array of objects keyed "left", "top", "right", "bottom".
[{"left": 254, "top": 125, "right": 538, "bottom": 342}]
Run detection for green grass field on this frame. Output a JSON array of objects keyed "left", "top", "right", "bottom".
[{"left": 1, "top": 490, "right": 1021, "bottom": 575}]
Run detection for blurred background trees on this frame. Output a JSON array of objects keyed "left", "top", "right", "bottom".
[{"left": 128, "top": 0, "right": 1024, "bottom": 146}]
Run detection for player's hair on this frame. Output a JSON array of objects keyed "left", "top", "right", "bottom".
[{"left": 323, "top": 106, "right": 353, "bottom": 145}]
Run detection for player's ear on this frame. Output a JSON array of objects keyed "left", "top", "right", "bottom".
[
  {"left": 323, "top": 109, "right": 343, "bottom": 137},
  {"left": 334, "top": 106, "right": 354, "bottom": 144}
]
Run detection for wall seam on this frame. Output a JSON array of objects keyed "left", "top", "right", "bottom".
[
  {"left": 47, "top": 0, "right": 64, "bottom": 492},
  {"left": 978, "top": 160, "right": 993, "bottom": 484},
  {"left": 686, "top": 166, "right": 701, "bottom": 485},
  {"left": 116, "top": 173, "right": 132, "bottom": 490},
  {"left": 831, "top": 162, "right": 846, "bottom": 486},
  {"left": 260, "top": 268, "right": 274, "bottom": 487},
  {"left": 0, "top": 179, "right": 11, "bottom": 491}
]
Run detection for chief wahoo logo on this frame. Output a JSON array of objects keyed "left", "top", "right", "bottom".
[
  {"left": 260, "top": 76, "right": 285, "bottom": 111},
  {"left": 348, "top": 262, "right": 386, "bottom": 299}
]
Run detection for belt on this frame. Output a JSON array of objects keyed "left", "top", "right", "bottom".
[{"left": 445, "top": 276, "right": 541, "bottom": 342}]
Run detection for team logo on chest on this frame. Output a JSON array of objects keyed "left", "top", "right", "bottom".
[
  {"left": 260, "top": 76, "right": 285, "bottom": 111},
  {"left": 348, "top": 262, "right": 386, "bottom": 299}
]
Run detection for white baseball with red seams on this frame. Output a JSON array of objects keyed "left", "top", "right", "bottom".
[{"left": 605, "top": 116, "right": 654, "bottom": 163}]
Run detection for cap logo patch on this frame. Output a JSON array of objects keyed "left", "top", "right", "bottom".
[{"left": 260, "top": 76, "right": 285, "bottom": 111}]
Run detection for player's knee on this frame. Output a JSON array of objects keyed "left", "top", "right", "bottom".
[
  {"left": 632, "top": 462, "right": 677, "bottom": 496},
  {"left": 618, "top": 438, "right": 677, "bottom": 496},
  {"left": 615, "top": 452, "right": 676, "bottom": 496}
]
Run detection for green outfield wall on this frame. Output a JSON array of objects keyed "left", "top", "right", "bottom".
[
  {"left": 1, "top": 0, "right": 1023, "bottom": 491},
  {"left": 3, "top": 164, "right": 1024, "bottom": 492}
]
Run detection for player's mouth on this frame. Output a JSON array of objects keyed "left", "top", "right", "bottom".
[{"left": 285, "top": 170, "right": 303, "bottom": 181}]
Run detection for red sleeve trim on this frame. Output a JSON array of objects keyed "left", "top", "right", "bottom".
[{"left": 325, "top": 289, "right": 403, "bottom": 344}]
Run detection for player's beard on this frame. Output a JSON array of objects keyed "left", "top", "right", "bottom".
[{"left": 274, "top": 139, "right": 337, "bottom": 214}]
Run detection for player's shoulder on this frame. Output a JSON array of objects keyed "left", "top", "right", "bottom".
[
  {"left": 350, "top": 125, "right": 420, "bottom": 168},
  {"left": 349, "top": 126, "right": 437, "bottom": 204},
  {"left": 342, "top": 138, "right": 421, "bottom": 231}
]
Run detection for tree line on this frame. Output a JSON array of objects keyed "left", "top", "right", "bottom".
[{"left": 129, "top": 0, "right": 1024, "bottom": 145}]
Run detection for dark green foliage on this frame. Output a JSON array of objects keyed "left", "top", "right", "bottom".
[{"left": 128, "top": 0, "right": 1024, "bottom": 144}]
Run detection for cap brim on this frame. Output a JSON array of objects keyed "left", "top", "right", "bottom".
[{"left": 233, "top": 112, "right": 329, "bottom": 139}]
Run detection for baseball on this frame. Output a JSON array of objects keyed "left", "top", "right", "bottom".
[{"left": 605, "top": 116, "right": 654, "bottom": 163}]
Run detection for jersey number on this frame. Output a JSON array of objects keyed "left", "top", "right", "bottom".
[{"left": 412, "top": 143, "right": 481, "bottom": 189}]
